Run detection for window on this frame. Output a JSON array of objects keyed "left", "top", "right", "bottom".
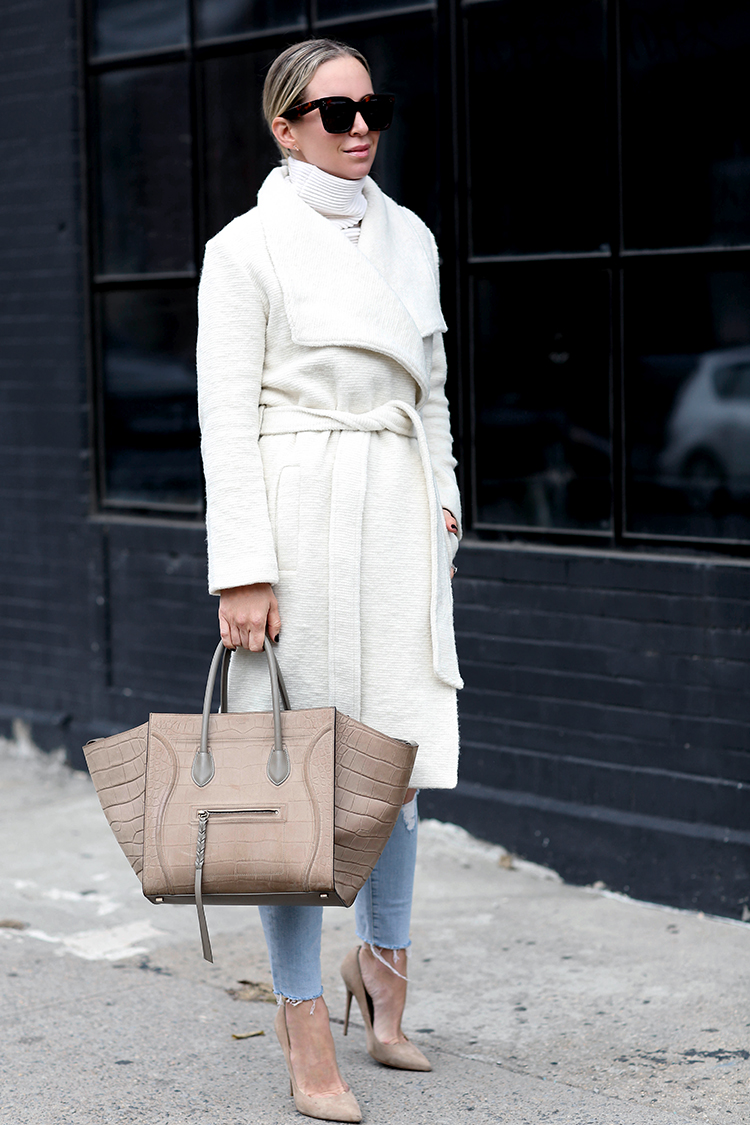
[
  {"left": 84, "top": 0, "right": 441, "bottom": 513},
  {"left": 463, "top": 0, "right": 750, "bottom": 549},
  {"left": 84, "top": 0, "right": 750, "bottom": 551}
]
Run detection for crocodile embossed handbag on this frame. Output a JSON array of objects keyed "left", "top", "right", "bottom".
[{"left": 83, "top": 639, "right": 417, "bottom": 962}]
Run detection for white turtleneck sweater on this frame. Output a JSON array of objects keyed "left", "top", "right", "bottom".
[{"left": 286, "top": 156, "right": 367, "bottom": 245}]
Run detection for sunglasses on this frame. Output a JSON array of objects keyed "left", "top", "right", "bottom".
[{"left": 282, "top": 94, "right": 395, "bottom": 134}]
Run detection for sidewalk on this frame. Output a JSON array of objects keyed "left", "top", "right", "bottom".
[{"left": 1, "top": 730, "right": 747, "bottom": 1125}]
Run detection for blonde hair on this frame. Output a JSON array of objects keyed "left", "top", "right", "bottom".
[{"left": 263, "top": 38, "right": 371, "bottom": 158}]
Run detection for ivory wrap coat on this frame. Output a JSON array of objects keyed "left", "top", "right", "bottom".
[{"left": 197, "top": 166, "right": 462, "bottom": 789}]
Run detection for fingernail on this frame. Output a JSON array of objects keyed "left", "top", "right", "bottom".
[{"left": 274, "top": 633, "right": 280, "bottom": 643}]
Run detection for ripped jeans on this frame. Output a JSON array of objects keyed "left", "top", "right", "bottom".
[{"left": 258, "top": 794, "right": 419, "bottom": 1001}]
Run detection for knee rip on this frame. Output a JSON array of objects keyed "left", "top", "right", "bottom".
[{"left": 401, "top": 795, "right": 417, "bottom": 832}]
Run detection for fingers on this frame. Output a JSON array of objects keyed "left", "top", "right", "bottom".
[
  {"left": 219, "top": 610, "right": 235, "bottom": 650},
  {"left": 245, "top": 608, "right": 269, "bottom": 652},
  {"left": 442, "top": 510, "right": 458, "bottom": 581},
  {"left": 218, "top": 606, "right": 244, "bottom": 650},
  {"left": 442, "top": 507, "right": 459, "bottom": 535},
  {"left": 218, "top": 583, "right": 282, "bottom": 652},
  {"left": 267, "top": 591, "right": 282, "bottom": 645}
]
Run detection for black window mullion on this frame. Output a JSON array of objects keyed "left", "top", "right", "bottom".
[
  {"left": 437, "top": 0, "right": 466, "bottom": 511},
  {"left": 187, "top": 0, "right": 205, "bottom": 269},
  {"left": 457, "top": 0, "right": 476, "bottom": 531},
  {"left": 90, "top": 46, "right": 189, "bottom": 71},
  {"left": 80, "top": 0, "right": 750, "bottom": 553},
  {"left": 314, "top": 3, "right": 435, "bottom": 28},
  {"left": 611, "top": 0, "right": 624, "bottom": 547}
]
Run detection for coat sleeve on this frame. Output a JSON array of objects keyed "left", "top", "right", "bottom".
[
  {"left": 421, "top": 329, "right": 462, "bottom": 549},
  {"left": 197, "top": 236, "right": 279, "bottom": 595}
]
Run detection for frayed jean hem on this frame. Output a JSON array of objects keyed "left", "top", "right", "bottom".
[{"left": 259, "top": 797, "right": 419, "bottom": 998}]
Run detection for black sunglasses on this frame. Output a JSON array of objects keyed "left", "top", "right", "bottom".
[{"left": 282, "top": 94, "right": 395, "bottom": 134}]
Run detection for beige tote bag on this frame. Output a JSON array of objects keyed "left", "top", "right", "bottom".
[{"left": 83, "top": 639, "right": 417, "bottom": 961}]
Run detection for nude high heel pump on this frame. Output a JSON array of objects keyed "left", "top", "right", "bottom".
[
  {"left": 341, "top": 946, "right": 431, "bottom": 1072},
  {"left": 274, "top": 1004, "right": 362, "bottom": 1123}
]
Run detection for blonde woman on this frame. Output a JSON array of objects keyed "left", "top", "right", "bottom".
[{"left": 197, "top": 38, "right": 462, "bottom": 1123}]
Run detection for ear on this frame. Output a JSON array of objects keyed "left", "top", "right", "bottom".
[{"left": 272, "top": 116, "right": 297, "bottom": 152}]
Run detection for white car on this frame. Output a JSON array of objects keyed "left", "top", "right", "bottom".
[{"left": 659, "top": 346, "right": 750, "bottom": 504}]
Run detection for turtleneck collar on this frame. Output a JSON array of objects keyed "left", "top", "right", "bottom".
[{"left": 286, "top": 156, "right": 367, "bottom": 242}]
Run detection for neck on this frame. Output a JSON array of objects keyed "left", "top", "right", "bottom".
[{"left": 286, "top": 156, "right": 368, "bottom": 229}]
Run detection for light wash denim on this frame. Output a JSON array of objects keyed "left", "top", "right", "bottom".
[{"left": 258, "top": 795, "right": 419, "bottom": 1000}]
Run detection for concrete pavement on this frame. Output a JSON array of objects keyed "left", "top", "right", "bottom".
[{"left": 1, "top": 726, "right": 748, "bottom": 1124}]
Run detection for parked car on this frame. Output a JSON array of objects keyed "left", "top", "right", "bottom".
[{"left": 659, "top": 346, "right": 750, "bottom": 507}]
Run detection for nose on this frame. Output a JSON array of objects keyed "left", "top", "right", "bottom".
[{"left": 350, "top": 111, "right": 368, "bottom": 135}]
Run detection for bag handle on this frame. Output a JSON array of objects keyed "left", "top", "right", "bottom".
[{"left": 191, "top": 637, "right": 292, "bottom": 788}]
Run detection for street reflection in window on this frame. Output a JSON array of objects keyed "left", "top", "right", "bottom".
[
  {"left": 195, "top": 0, "right": 305, "bottom": 41},
  {"left": 473, "top": 270, "right": 611, "bottom": 531},
  {"left": 93, "top": 0, "right": 188, "bottom": 57},
  {"left": 96, "top": 66, "right": 193, "bottom": 275},
  {"left": 622, "top": 0, "right": 750, "bottom": 249},
  {"left": 202, "top": 50, "right": 280, "bottom": 242},
  {"left": 625, "top": 267, "right": 750, "bottom": 540},
  {"left": 101, "top": 289, "right": 201, "bottom": 508},
  {"left": 338, "top": 20, "right": 439, "bottom": 234},
  {"left": 466, "top": 0, "right": 608, "bottom": 257},
  {"left": 317, "top": 0, "right": 433, "bottom": 22}
]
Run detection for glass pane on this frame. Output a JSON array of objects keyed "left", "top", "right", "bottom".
[
  {"left": 473, "top": 268, "right": 611, "bottom": 530},
  {"left": 202, "top": 22, "right": 440, "bottom": 239},
  {"left": 195, "top": 0, "right": 304, "bottom": 41},
  {"left": 342, "top": 19, "right": 440, "bottom": 236},
  {"left": 317, "top": 0, "right": 433, "bottom": 21},
  {"left": 96, "top": 65, "right": 193, "bottom": 275},
  {"left": 465, "top": 0, "right": 608, "bottom": 257},
  {"left": 202, "top": 49, "right": 283, "bottom": 241},
  {"left": 92, "top": 0, "right": 188, "bottom": 56},
  {"left": 622, "top": 1, "right": 750, "bottom": 250},
  {"left": 101, "top": 288, "right": 201, "bottom": 507},
  {"left": 624, "top": 264, "right": 750, "bottom": 541}
]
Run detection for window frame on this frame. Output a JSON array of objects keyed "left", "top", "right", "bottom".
[
  {"left": 79, "top": 0, "right": 750, "bottom": 557},
  {"left": 457, "top": 0, "right": 750, "bottom": 558}
]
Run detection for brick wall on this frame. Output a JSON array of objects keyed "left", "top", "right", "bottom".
[
  {"left": 0, "top": 3, "right": 220, "bottom": 760},
  {"left": 0, "top": 0, "right": 97, "bottom": 749},
  {"left": 422, "top": 540, "right": 750, "bottom": 918}
]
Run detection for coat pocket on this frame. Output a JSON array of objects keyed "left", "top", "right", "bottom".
[{"left": 274, "top": 465, "right": 300, "bottom": 572}]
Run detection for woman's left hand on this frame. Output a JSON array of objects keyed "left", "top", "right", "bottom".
[{"left": 443, "top": 508, "right": 458, "bottom": 579}]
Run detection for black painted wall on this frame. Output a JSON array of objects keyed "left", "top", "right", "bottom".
[
  {"left": 0, "top": 1, "right": 218, "bottom": 754},
  {"left": 0, "top": 0, "right": 94, "bottom": 749},
  {"left": 2, "top": 0, "right": 749, "bottom": 921},
  {"left": 423, "top": 542, "right": 750, "bottom": 918}
]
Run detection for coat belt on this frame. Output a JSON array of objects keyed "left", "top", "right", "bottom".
[{"left": 259, "top": 401, "right": 461, "bottom": 714}]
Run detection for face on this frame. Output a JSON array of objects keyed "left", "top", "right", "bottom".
[{"left": 272, "top": 55, "right": 381, "bottom": 180}]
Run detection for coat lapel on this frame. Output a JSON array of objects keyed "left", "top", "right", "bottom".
[{"left": 256, "top": 168, "right": 445, "bottom": 399}]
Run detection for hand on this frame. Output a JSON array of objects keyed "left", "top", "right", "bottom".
[
  {"left": 442, "top": 508, "right": 459, "bottom": 536},
  {"left": 442, "top": 508, "right": 458, "bottom": 580},
  {"left": 218, "top": 583, "right": 281, "bottom": 652}
]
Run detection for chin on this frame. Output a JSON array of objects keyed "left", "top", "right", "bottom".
[{"left": 343, "top": 158, "right": 374, "bottom": 176}]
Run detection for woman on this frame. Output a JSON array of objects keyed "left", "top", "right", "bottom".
[{"left": 197, "top": 38, "right": 462, "bottom": 1123}]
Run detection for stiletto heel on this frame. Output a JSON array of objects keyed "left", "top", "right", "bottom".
[
  {"left": 340, "top": 946, "right": 431, "bottom": 1072},
  {"left": 274, "top": 1004, "right": 362, "bottom": 1123}
]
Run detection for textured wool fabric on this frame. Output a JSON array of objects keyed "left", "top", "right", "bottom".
[
  {"left": 286, "top": 155, "right": 366, "bottom": 244},
  {"left": 197, "top": 165, "right": 462, "bottom": 788}
]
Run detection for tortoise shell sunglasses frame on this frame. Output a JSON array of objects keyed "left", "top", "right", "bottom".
[{"left": 281, "top": 94, "right": 395, "bottom": 134}]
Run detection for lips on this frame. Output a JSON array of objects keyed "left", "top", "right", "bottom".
[{"left": 345, "top": 145, "right": 370, "bottom": 155}]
